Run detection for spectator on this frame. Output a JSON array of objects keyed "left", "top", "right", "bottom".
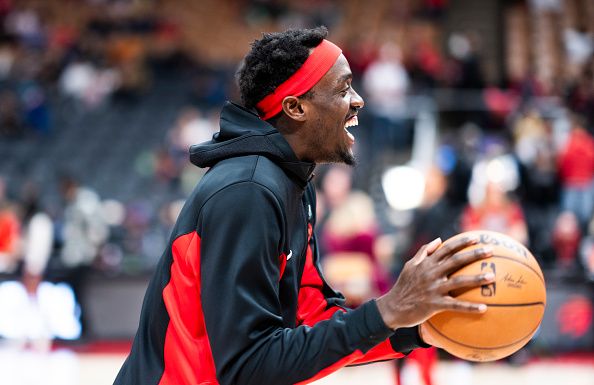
[
  {"left": 0, "top": 89, "right": 25, "bottom": 137},
  {"left": 563, "top": 27, "right": 593, "bottom": 73},
  {"left": 58, "top": 175, "right": 108, "bottom": 336},
  {"left": 579, "top": 219, "right": 594, "bottom": 280},
  {"left": 153, "top": 146, "right": 179, "bottom": 187},
  {"left": 513, "top": 110, "right": 549, "bottom": 168},
  {"left": 318, "top": 165, "right": 388, "bottom": 306},
  {"left": 0, "top": 37, "right": 16, "bottom": 80},
  {"left": 552, "top": 211, "right": 581, "bottom": 272},
  {"left": 167, "top": 107, "right": 217, "bottom": 168},
  {"left": 513, "top": 109, "right": 559, "bottom": 206},
  {"left": 59, "top": 175, "right": 108, "bottom": 269},
  {"left": 21, "top": 81, "right": 51, "bottom": 135},
  {"left": 321, "top": 191, "right": 385, "bottom": 306},
  {"left": 460, "top": 155, "right": 528, "bottom": 245},
  {"left": 108, "top": 33, "right": 150, "bottom": 98},
  {"left": 362, "top": 42, "right": 410, "bottom": 152},
  {"left": 0, "top": 177, "right": 21, "bottom": 273},
  {"left": 446, "top": 32, "right": 485, "bottom": 90},
  {"left": 342, "top": 36, "right": 378, "bottom": 80},
  {"left": 3, "top": 6, "right": 44, "bottom": 48},
  {"left": 20, "top": 181, "right": 53, "bottom": 281},
  {"left": 401, "top": 165, "right": 460, "bottom": 268},
  {"left": 120, "top": 200, "right": 153, "bottom": 265},
  {"left": 59, "top": 58, "right": 119, "bottom": 108},
  {"left": 557, "top": 114, "right": 594, "bottom": 229},
  {"left": 462, "top": 177, "right": 528, "bottom": 245},
  {"left": 0, "top": 181, "right": 59, "bottom": 351},
  {"left": 566, "top": 71, "right": 594, "bottom": 134},
  {"left": 408, "top": 29, "right": 443, "bottom": 89}
]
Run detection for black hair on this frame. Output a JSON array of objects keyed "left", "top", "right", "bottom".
[{"left": 237, "top": 26, "right": 328, "bottom": 117}]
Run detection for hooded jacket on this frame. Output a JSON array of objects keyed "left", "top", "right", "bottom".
[{"left": 114, "top": 102, "right": 428, "bottom": 385}]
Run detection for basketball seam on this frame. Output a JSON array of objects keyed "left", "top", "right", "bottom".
[
  {"left": 425, "top": 318, "right": 542, "bottom": 350},
  {"left": 482, "top": 302, "right": 545, "bottom": 307}
]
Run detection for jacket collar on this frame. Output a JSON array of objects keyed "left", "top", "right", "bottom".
[{"left": 189, "top": 102, "right": 315, "bottom": 188}]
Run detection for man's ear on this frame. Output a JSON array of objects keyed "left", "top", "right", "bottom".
[{"left": 281, "top": 96, "right": 308, "bottom": 122}]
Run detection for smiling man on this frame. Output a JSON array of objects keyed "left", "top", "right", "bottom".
[{"left": 114, "top": 27, "right": 494, "bottom": 385}]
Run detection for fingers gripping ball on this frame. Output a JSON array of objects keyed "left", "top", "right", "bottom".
[{"left": 423, "top": 230, "right": 546, "bottom": 362}]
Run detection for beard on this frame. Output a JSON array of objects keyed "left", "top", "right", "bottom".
[
  {"left": 339, "top": 147, "right": 356, "bottom": 166},
  {"left": 318, "top": 144, "right": 357, "bottom": 166}
]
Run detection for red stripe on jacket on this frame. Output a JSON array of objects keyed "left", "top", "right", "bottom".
[
  {"left": 295, "top": 225, "right": 402, "bottom": 384},
  {"left": 159, "top": 232, "right": 219, "bottom": 385},
  {"left": 279, "top": 252, "right": 287, "bottom": 281}
]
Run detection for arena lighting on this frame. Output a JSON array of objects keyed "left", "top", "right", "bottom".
[{"left": 382, "top": 165, "right": 425, "bottom": 211}]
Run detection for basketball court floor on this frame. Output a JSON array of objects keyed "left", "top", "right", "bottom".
[{"left": 0, "top": 345, "right": 592, "bottom": 385}]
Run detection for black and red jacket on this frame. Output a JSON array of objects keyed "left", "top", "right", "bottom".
[{"left": 114, "top": 102, "right": 428, "bottom": 385}]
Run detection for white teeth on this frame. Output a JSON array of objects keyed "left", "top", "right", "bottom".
[{"left": 344, "top": 116, "right": 358, "bottom": 128}]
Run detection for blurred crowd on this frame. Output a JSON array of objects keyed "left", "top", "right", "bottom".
[{"left": 1, "top": 0, "right": 594, "bottom": 361}]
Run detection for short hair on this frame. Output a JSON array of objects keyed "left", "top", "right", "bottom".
[{"left": 237, "top": 26, "right": 328, "bottom": 117}]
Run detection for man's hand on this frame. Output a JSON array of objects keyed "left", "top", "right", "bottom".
[{"left": 376, "top": 236, "right": 494, "bottom": 332}]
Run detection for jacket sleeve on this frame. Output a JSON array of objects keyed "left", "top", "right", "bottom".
[
  {"left": 198, "top": 181, "right": 398, "bottom": 385},
  {"left": 296, "top": 229, "right": 429, "bottom": 375}
]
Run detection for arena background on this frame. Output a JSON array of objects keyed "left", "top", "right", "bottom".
[{"left": 0, "top": 0, "right": 593, "bottom": 384}]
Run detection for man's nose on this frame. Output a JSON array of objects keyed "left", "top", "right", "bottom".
[{"left": 351, "top": 88, "right": 364, "bottom": 109}]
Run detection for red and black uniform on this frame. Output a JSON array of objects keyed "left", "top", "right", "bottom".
[{"left": 114, "top": 102, "right": 428, "bottom": 385}]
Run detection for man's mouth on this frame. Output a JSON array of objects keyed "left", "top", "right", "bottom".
[{"left": 344, "top": 115, "right": 358, "bottom": 143}]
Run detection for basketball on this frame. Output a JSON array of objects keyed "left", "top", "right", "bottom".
[{"left": 422, "top": 230, "right": 546, "bottom": 362}]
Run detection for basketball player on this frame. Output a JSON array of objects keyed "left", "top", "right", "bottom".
[{"left": 113, "top": 27, "right": 494, "bottom": 385}]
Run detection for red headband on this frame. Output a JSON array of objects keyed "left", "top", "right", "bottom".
[{"left": 256, "top": 39, "right": 342, "bottom": 120}]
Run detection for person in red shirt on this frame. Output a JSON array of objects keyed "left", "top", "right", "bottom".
[
  {"left": 461, "top": 181, "right": 528, "bottom": 245},
  {"left": 0, "top": 178, "right": 21, "bottom": 273},
  {"left": 558, "top": 114, "right": 594, "bottom": 229}
]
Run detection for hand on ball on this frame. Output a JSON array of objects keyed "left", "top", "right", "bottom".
[{"left": 376, "top": 235, "right": 495, "bottom": 333}]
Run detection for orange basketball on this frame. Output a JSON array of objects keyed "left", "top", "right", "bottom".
[{"left": 422, "top": 230, "right": 546, "bottom": 362}]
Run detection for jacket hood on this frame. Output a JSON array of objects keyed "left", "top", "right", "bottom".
[{"left": 190, "top": 102, "right": 315, "bottom": 188}]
